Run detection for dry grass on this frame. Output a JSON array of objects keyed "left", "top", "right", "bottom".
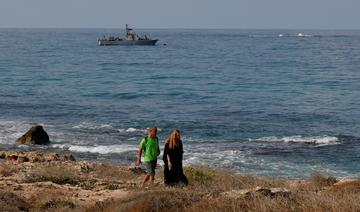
[
  {"left": 28, "top": 189, "right": 77, "bottom": 211},
  {"left": 309, "top": 171, "right": 338, "bottom": 188},
  {"left": 0, "top": 190, "right": 30, "bottom": 211},
  {"left": 22, "top": 162, "right": 141, "bottom": 193},
  {"left": 86, "top": 166, "right": 360, "bottom": 212},
  {"left": 86, "top": 188, "right": 204, "bottom": 212},
  {"left": 91, "top": 163, "right": 137, "bottom": 182},
  {"left": 328, "top": 180, "right": 360, "bottom": 193},
  {"left": 2, "top": 159, "right": 360, "bottom": 212},
  {"left": 26, "top": 166, "right": 82, "bottom": 186},
  {"left": 0, "top": 162, "right": 19, "bottom": 177},
  {"left": 184, "top": 166, "right": 287, "bottom": 192},
  {"left": 25, "top": 165, "right": 101, "bottom": 190},
  {"left": 186, "top": 190, "right": 360, "bottom": 212}
]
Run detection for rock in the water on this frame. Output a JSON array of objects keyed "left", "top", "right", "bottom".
[{"left": 16, "top": 125, "right": 50, "bottom": 145}]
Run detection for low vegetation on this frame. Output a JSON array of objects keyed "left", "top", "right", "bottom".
[
  {"left": 26, "top": 166, "right": 82, "bottom": 186},
  {"left": 0, "top": 162, "right": 19, "bottom": 177},
  {"left": 87, "top": 166, "right": 360, "bottom": 212},
  {"left": 1, "top": 152, "right": 359, "bottom": 212}
]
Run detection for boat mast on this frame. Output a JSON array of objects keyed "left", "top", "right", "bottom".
[{"left": 125, "top": 24, "right": 136, "bottom": 40}]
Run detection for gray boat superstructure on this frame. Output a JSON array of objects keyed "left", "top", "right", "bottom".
[{"left": 98, "top": 24, "right": 158, "bottom": 46}]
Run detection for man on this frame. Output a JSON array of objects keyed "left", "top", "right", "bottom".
[{"left": 136, "top": 126, "right": 160, "bottom": 187}]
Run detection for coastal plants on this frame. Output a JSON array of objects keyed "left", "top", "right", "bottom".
[
  {"left": 87, "top": 189, "right": 204, "bottom": 212},
  {"left": 184, "top": 166, "right": 215, "bottom": 187},
  {"left": 29, "top": 189, "right": 76, "bottom": 211},
  {"left": 2, "top": 150, "right": 360, "bottom": 212},
  {"left": 184, "top": 166, "right": 287, "bottom": 192},
  {"left": 92, "top": 163, "right": 137, "bottom": 182},
  {"left": 0, "top": 162, "right": 18, "bottom": 177},
  {"left": 0, "top": 190, "right": 30, "bottom": 211},
  {"left": 310, "top": 171, "right": 338, "bottom": 189},
  {"left": 26, "top": 166, "right": 81, "bottom": 186}
]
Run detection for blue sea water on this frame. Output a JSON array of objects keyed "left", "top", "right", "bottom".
[{"left": 0, "top": 29, "right": 359, "bottom": 178}]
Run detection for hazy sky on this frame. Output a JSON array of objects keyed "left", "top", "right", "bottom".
[{"left": 1, "top": 0, "right": 359, "bottom": 29}]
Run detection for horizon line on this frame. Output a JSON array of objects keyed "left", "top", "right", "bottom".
[{"left": 0, "top": 26, "right": 360, "bottom": 31}]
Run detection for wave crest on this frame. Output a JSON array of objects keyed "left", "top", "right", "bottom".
[
  {"left": 72, "top": 122, "right": 151, "bottom": 133},
  {"left": 52, "top": 144, "right": 137, "bottom": 154},
  {"left": 254, "top": 135, "right": 339, "bottom": 146},
  {"left": 72, "top": 122, "right": 114, "bottom": 130}
]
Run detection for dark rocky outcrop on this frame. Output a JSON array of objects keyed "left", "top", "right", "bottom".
[
  {"left": 255, "top": 187, "right": 291, "bottom": 198},
  {"left": 16, "top": 125, "right": 50, "bottom": 145},
  {"left": 0, "top": 151, "right": 75, "bottom": 163},
  {"left": 222, "top": 187, "right": 291, "bottom": 199}
]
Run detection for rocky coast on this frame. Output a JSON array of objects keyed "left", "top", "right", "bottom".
[
  {"left": 0, "top": 126, "right": 359, "bottom": 211},
  {"left": 1, "top": 150, "right": 359, "bottom": 212}
]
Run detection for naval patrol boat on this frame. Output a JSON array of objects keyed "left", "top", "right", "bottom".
[{"left": 98, "top": 24, "right": 158, "bottom": 46}]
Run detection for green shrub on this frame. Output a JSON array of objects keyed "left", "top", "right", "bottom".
[{"left": 184, "top": 166, "right": 215, "bottom": 186}]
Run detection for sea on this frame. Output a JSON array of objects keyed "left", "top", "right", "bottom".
[{"left": 0, "top": 28, "right": 359, "bottom": 178}]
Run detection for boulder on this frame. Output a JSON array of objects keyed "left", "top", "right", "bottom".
[{"left": 16, "top": 125, "right": 50, "bottom": 145}]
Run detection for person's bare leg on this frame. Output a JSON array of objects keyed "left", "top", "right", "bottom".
[
  {"left": 150, "top": 175, "right": 155, "bottom": 185},
  {"left": 141, "top": 175, "right": 151, "bottom": 188}
]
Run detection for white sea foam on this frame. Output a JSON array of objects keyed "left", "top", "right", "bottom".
[
  {"left": 182, "top": 142, "right": 253, "bottom": 168},
  {"left": 254, "top": 135, "right": 339, "bottom": 146},
  {"left": 118, "top": 127, "right": 147, "bottom": 133},
  {"left": 72, "top": 122, "right": 114, "bottom": 130},
  {"left": 0, "top": 121, "right": 32, "bottom": 144},
  {"left": 73, "top": 122, "right": 152, "bottom": 134},
  {"left": 297, "top": 33, "right": 312, "bottom": 37},
  {"left": 52, "top": 144, "right": 137, "bottom": 154},
  {"left": 118, "top": 127, "right": 162, "bottom": 133}
]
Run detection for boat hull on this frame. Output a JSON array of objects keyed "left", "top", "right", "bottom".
[{"left": 98, "top": 39, "right": 158, "bottom": 46}]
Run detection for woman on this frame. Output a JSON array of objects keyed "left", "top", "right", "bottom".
[{"left": 163, "top": 129, "right": 188, "bottom": 186}]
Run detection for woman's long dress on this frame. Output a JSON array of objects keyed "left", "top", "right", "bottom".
[{"left": 163, "top": 140, "right": 188, "bottom": 185}]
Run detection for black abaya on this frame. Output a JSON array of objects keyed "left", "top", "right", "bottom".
[{"left": 163, "top": 140, "right": 188, "bottom": 185}]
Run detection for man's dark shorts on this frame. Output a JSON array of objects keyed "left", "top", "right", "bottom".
[{"left": 144, "top": 160, "right": 157, "bottom": 176}]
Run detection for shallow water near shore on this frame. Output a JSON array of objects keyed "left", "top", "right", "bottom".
[{"left": 0, "top": 29, "right": 359, "bottom": 178}]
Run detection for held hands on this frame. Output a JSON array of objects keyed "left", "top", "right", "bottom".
[{"left": 168, "top": 162, "right": 172, "bottom": 170}]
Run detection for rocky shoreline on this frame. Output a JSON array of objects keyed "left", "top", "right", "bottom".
[
  {"left": 1, "top": 150, "right": 359, "bottom": 211},
  {"left": 0, "top": 150, "right": 137, "bottom": 211}
]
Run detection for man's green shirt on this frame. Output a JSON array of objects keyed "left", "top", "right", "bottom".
[{"left": 140, "top": 136, "right": 159, "bottom": 162}]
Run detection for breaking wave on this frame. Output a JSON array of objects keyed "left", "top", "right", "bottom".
[
  {"left": 0, "top": 120, "right": 36, "bottom": 144},
  {"left": 72, "top": 122, "right": 151, "bottom": 133},
  {"left": 52, "top": 144, "right": 137, "bottom": 154},
  {"left": 72, "top": 122, "right": 114, "bottom": 130},
  {"left": 117, "top": 128, "right": 148, "bottom": 133},
  {"left": 253, "top": 135, "right": 339, "bottom": 146}
]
